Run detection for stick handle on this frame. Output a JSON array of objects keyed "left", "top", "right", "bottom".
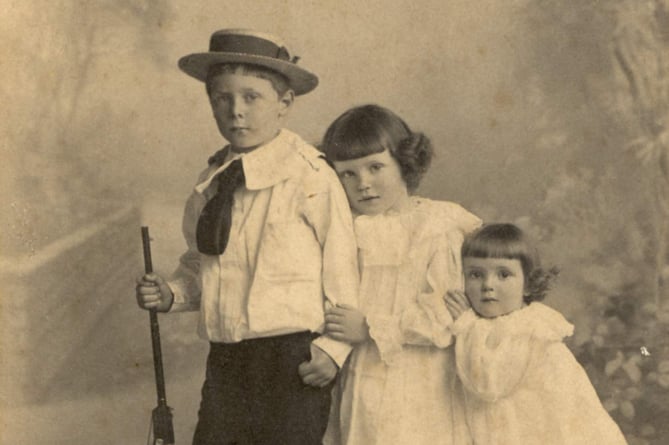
[
  {"left": 142, "top": 226, "right": 154, "bottom": 274},
  {"left": 141, "top": 226, "right": 175, "bottom": 445}
]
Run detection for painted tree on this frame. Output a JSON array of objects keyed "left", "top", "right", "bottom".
[
  {"left": 611, "top": 0, "right": 669, "bottom": 307},
  {"left": 516, "top": 2, "right": 669, "bottom": 442},
  {"left": 2, "top": 0, "right": 172, "bottom": 254},
  {"left": 517, "top": 0, "right": 669, "bottom": 307}
]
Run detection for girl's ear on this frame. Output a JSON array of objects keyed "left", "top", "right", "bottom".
[{"left": 278, "top": 90, "right": 294, "bottom": 117}]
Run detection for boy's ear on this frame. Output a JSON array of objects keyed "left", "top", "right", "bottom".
[{"left": 278, "top": 89, "right": 295, "bottom": 117}]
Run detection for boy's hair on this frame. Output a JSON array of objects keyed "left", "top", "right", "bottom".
[
  {"left": 320, "top": 104, "right": 433, "bottom": 192},
  {"left": 462, "top": 223, "right": 558, "bottom": 303},
  {"left": 205, "top": 63, "right": 291, "bottom": 97}
]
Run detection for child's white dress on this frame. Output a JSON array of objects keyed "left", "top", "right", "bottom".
[
  {"left": 324, "top": 197, "right": 480, "bottom": 445},
  {"left": 452, "top": 303, "right": 628, "bottom": 445}
]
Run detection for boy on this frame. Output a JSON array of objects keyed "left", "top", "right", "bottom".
[{"left": 136, "top": 29, "right": 359, "bottom": 445}]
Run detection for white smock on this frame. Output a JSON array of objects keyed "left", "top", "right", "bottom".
[
  {"left": 325, "top": 197, "right": 481, "bottom": 445},
  {"left": 452, "top": 303, "right": 628, "bottom": 445}
]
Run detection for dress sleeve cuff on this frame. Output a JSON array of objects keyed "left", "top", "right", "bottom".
[
  {"left": 413, "top": 293, "right": 455, "bottom": 348},
  {"left": 312, "top": 335, "right": 352, "bottom": 368},
  {"left": 367, "top": 314, "right": 404, "bottom": 366}
]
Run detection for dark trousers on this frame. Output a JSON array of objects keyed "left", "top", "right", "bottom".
[{"left": 192, "top": 331, "right": 333, "bottom": 445}]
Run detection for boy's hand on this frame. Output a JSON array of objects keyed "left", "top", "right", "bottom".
[
  {"left": 445, "top": 290, "right": 470, "bottom": 321},
  {"left": 298, "top": 344, "right": 338, "bottom": 388},
  {"left": 325, "top": 304, "right": 370, "bottom": 344},
  {"left": 136, "top": 273, "right": 174, "bottom": 312}
]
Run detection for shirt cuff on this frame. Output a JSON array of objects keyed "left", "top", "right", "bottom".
[
  {"left": 166, "top": 280, "right": 199, "bottom": 312},
  {"left": 312, "top": 335, "right": 352, "bottom": 368}
]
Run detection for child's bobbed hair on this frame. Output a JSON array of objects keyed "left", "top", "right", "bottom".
[
  {"left": 462, "top": 223, "right": 558, "bottom": 303},
  {"left": 321, "top": 104, "right": 433, "bottom": 192}
]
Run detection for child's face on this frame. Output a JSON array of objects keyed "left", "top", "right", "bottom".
[
  {"left": 208, "top": 71, "right": 293, "bottom": 151},
  {"left": 333, "top": 150, "right": 409, "bottom": 216},
  {"left": 463, "top": 257, "right": 525, "bottom": 318}
]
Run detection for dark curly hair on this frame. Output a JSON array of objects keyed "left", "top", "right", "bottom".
[
  {"left": 320, "top": 104, "right": 433, "bottom": 192},
  {"left": 461, "top": 223, "right": 559, "bottom": 303}
]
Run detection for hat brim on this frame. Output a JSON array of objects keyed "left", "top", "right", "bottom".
[{"left": 178, "top": 52, "right": 318, "bottom": 95}]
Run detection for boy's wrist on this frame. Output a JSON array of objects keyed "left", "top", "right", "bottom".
[
  {"left": 358, "top": 318, "right": 371, "bottom": 342},
  {"left": 162, "top": 290, "right": 175, "bottom": 312},
  {"left": 157, "top": 284, "right": 175, "bottom": 312},
  {"left": 313, "top": 335, "right": 352, "bottom": 368}
]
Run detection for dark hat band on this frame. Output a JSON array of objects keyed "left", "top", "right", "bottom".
[
  {"left": 210, "top": 33, "right": 290, "bottom": 61},
  {"left": 178, "top": 29, "right": 318, "bottom": 94}
]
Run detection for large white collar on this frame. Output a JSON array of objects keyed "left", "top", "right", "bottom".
[{"left": 195, "top": 129, "right": 323, "bottom": 193}]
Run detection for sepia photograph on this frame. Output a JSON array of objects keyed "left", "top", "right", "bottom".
[{"left": 1, "top": 1, "right": 668, "bottom": 444}]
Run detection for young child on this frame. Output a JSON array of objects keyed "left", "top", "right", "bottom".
[
  {"left": 320, "top": 104, "right": 481, "bottom": 445},
  {"left": 445, "top": 223, "right": 627, "bottom": 444},
  {"left": 135, "top": 29, "right": 359, "bottom": 445}
]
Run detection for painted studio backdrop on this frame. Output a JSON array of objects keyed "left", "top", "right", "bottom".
[{"left": 1, "top": 1, "right": 668, "bottom": 444}]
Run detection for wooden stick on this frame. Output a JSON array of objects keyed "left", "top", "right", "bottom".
[{"left": 141, "top": 226, "right": 175, "bottom": 445}]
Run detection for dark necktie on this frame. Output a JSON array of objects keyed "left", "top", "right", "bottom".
[{"left": 196, "top": 159, "right": 246, "bottom": 255}]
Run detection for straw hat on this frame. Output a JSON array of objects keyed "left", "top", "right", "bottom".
[{"left": 178, "top": 29, "right": 318, "bottom": 95}]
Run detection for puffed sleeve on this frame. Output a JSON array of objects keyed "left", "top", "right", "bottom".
[
  {"left": 396, "top": 202, "right": 481, "bottom": 349},
  {"left": 302, "top": 163, "right": 360, "bottom": 367},
  {"left": 398, "top": 232, "right": 460, "bottom": 347}
]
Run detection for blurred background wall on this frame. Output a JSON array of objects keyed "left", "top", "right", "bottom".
[{"left": 1, "top": 1, "right": 668, "bottom": 444}]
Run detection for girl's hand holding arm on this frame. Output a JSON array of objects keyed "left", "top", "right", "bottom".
[
  {"left": 445, "top": 289, "right": 471, "bottom": 321},
  {"left": 325, "top": 304, "right": 370, "bottom": 344},
  {"left": 397, "top": 232, "right": 465, "bottom": 349}
]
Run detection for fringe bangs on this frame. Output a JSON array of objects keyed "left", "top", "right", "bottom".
[{"left": 323, "top": 113, "right": 389, "bottom": 161}]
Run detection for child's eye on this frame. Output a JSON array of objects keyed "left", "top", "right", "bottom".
[
  {"left": 211, "top": 95, "right": 231, "bottom": 106},
  {"left": 369, "top": 163, "right": 384, "bottom": 172},
  {"left": 244, "top": 93, "right": 260, "bottom": 102},
  {"left": 338, "top": 170, "right": 355, "bottom": 179},
  {"left": 498, "top": 269, "right": 513, "bottom": 279},
  {"left": 467, "top": 270, "right": 482, "bottom": 279}
]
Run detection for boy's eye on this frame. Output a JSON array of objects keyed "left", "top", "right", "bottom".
[
  {"left": 467, "top": 270, "right": 482, "bottom": 279},
  {"left": 211, "top": 95, "right": 231, "bottom": 105},
  {"left": 338, "top": 170, "right": 355, "bottom": 179},
  {"left": 244, "top": 93, "right": 260, "bottom": 102}
]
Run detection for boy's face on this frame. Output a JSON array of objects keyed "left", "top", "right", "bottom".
[
  {"left": 333, "top": 150, "right": 409, "bottom": 216},
  {"left": 463, "top": 257, "right": 525, "bottom": 318},
  {"left": 208, "top": 70, "right": 293, "bottom": 151}
]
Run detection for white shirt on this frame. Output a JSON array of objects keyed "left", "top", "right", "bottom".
[{"left": 167, "top": 129, "right": 359, "bottom": 366}]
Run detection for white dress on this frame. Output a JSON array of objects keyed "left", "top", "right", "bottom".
[
  {"left": 325, "top": 197, "right": 481, "bottom": 445},
  {"left": 452, "top": 303, "right": 628, "bottom": 445}
]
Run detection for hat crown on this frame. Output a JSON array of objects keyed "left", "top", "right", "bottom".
[
  {"left": 209, "top": 29, "right": 291, "bottom": 61},
  {"left": 178, "top": 28, "right": 318, "bottom": 95}
]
